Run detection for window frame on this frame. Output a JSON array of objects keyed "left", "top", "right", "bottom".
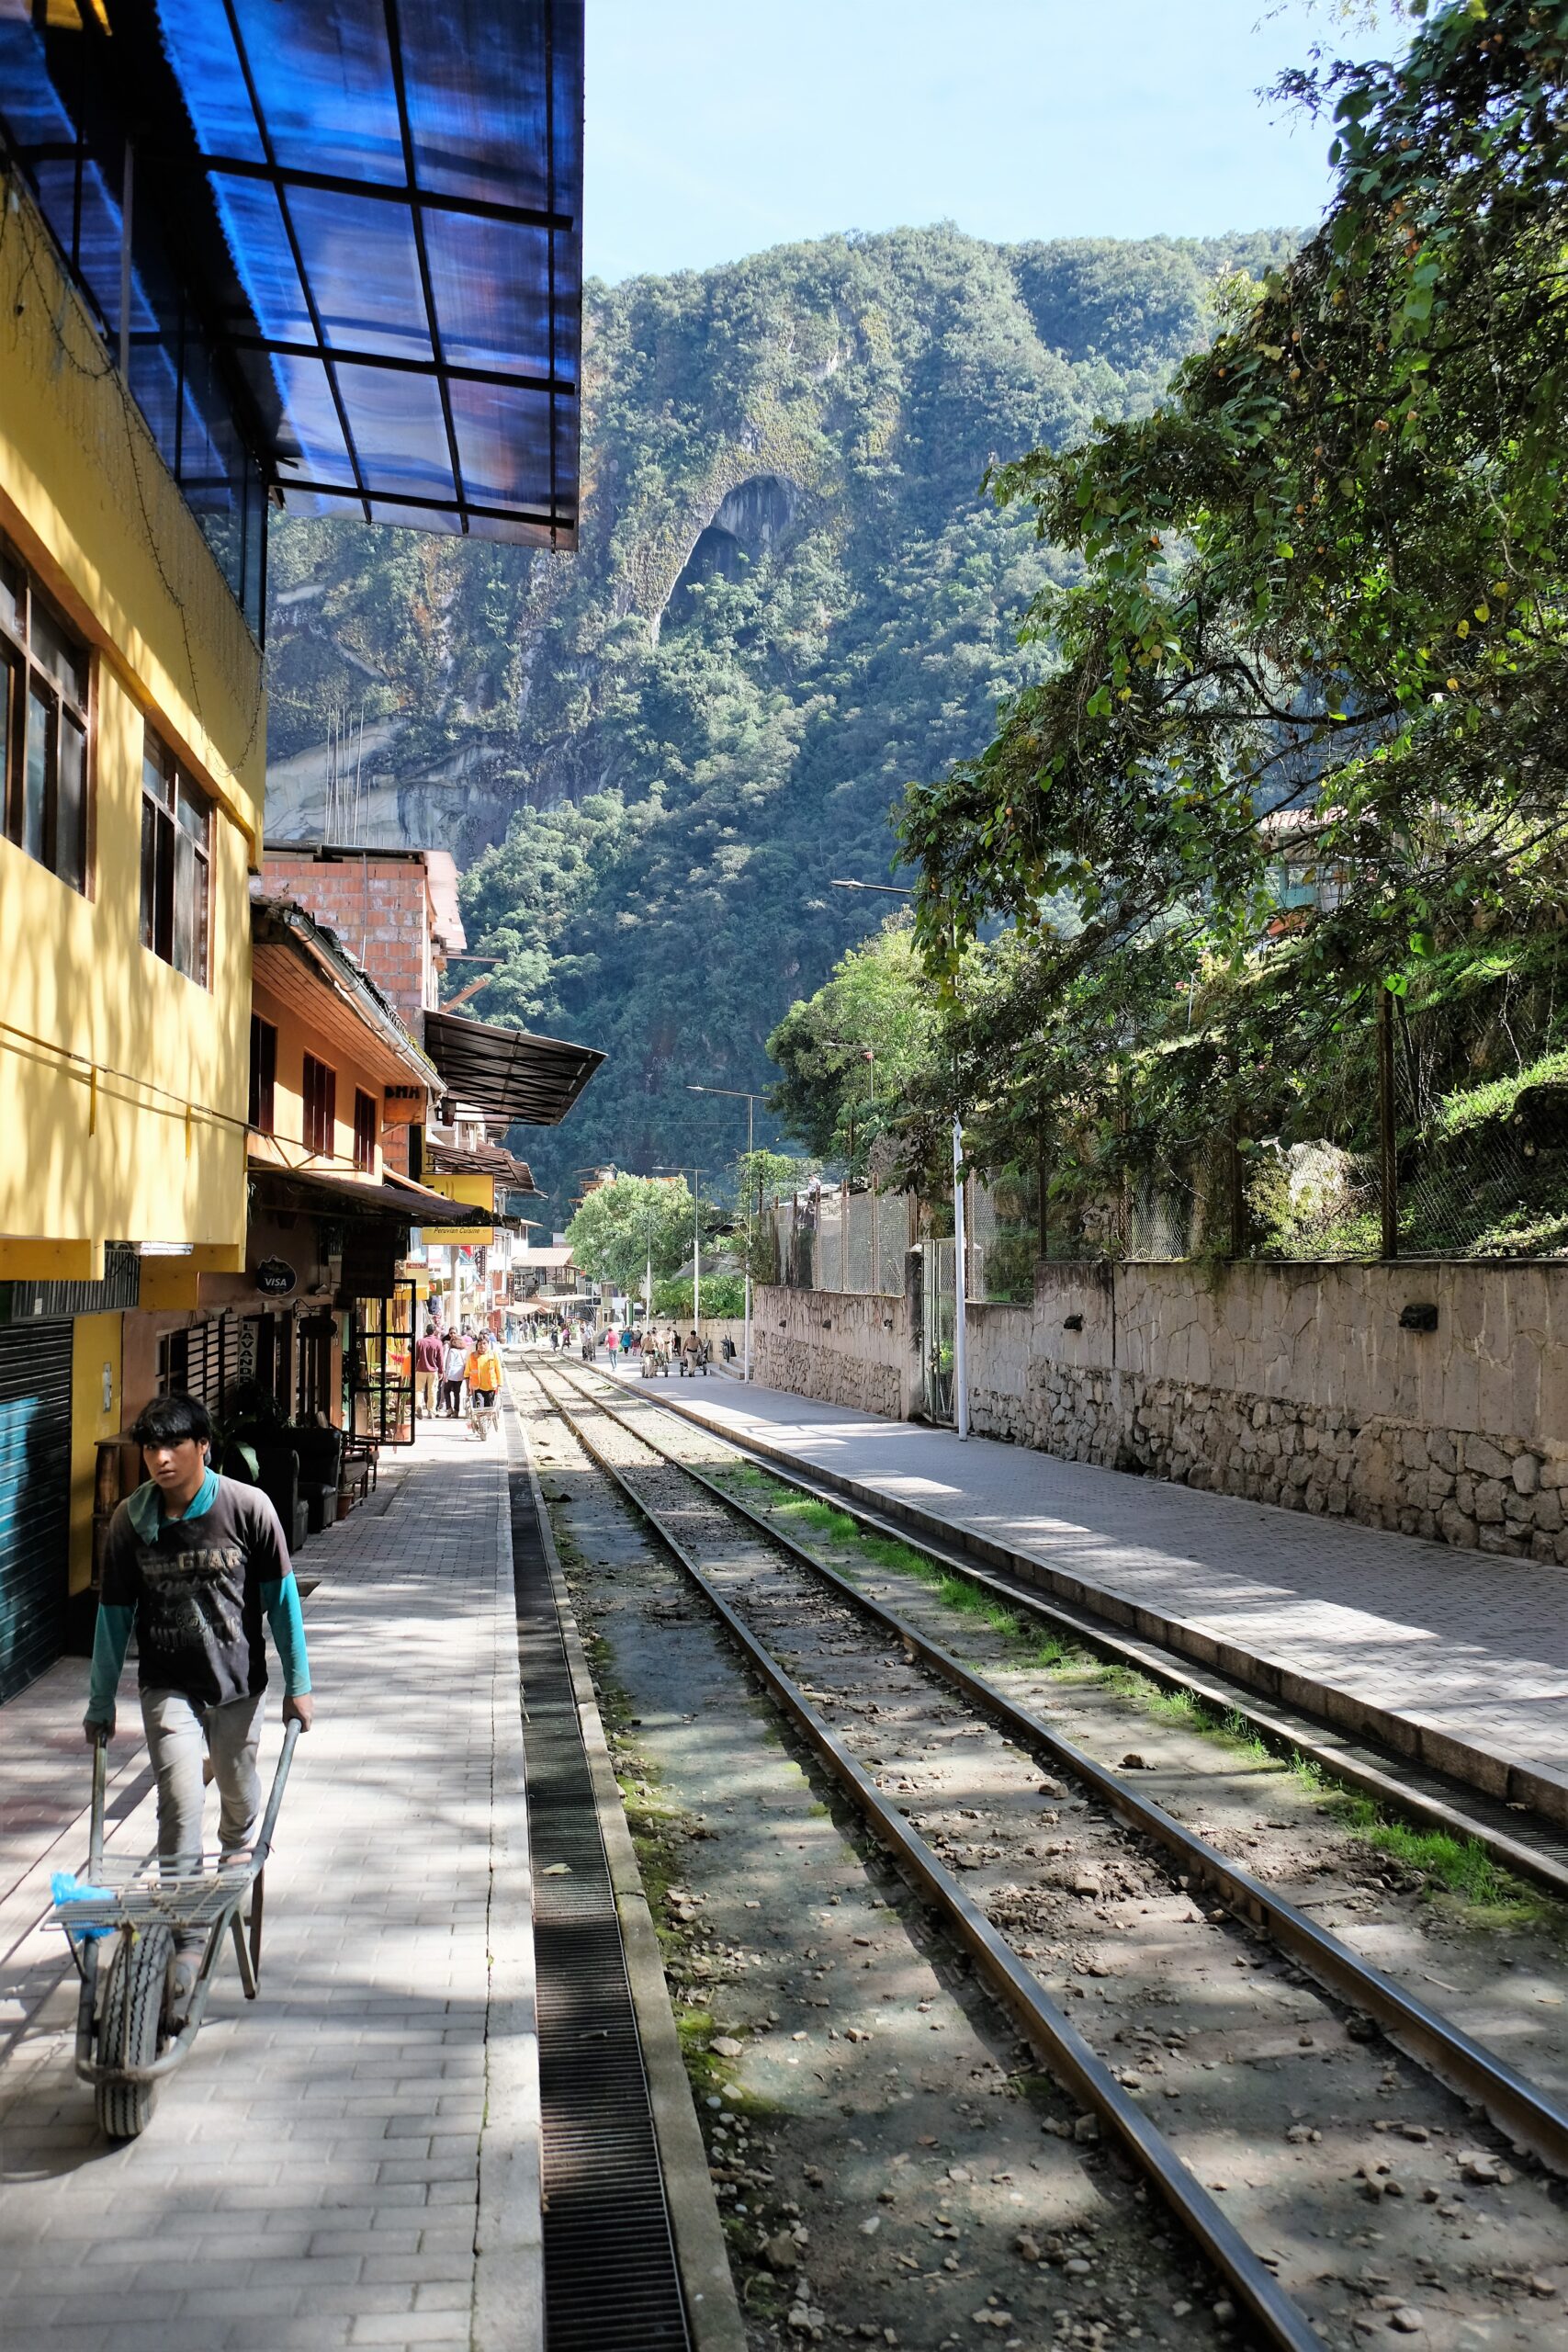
[
  {"left": 248, "top": 1014, "right": 277, "bottom": 1135},
  {"left": 353, "top": 1088, "right": 378, "bottom": 1174},
  {"left": 140, "top": 725, "right": 212, "bottom": 987},
  {"left": 1, "top": 537, "right": 92, "bottom": 896},
  {"left": 302, "top": 1053, "right": 336, "bottom": 1159}
]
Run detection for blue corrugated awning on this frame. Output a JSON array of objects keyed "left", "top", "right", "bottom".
[{"left": 0, "top": 0, "right": 582, "bottom": 555}]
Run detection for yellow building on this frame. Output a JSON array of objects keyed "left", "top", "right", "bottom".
[
  {"left": 0, "top": 171, "right": 263, "bottom": 1693},
  {"left": 0, "top": 0, "right": 588, "bottom": 1700}
]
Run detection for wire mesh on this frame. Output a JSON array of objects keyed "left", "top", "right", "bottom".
[
  {"left": 844, "top": 1190, "right": 874, "bottom": 1293},
  {"left": 1391, "top": 994, "right": 1568, "bottom": 1259},
  {"left": 816, "top": 1192, "right": 842, "bottom": 1293},
  {"left": 970, "top": 1175, "right": 1039, "bottom": 1300},
  {"left": 876, "top": 1187, "right": 908, "bottom": 1295}
]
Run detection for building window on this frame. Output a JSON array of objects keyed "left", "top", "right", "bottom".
[
  {"left": 141, "top": 729, "right": 211, "bottom": 983},
  {"left": 1, "top": 540, "right": 90, "bottom": 894},
  {"left": 303, "top": 1054, "right": 336, "bottom": 1157},
  {"left": 353, "top": 1089, "right": 378, "bottom": 1174},
  {"left": 249, "top": 1015, "right": 277, "bottom": 1134}
]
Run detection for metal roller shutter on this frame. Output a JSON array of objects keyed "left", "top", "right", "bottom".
[{"left": 0, "top": 1320, "right": 73, "bottom": 1702}]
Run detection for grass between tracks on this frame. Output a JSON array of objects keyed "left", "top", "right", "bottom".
[{"left": 705, "top": 1462, "right": 1552, "bottom": 1929}]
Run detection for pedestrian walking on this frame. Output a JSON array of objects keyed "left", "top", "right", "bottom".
[
  {"left": 468, "top": 1337, "right": 502, "bottom": 1438},
  {"left": 82, "top": 1394, "right": 312, "bottom": 2018},
  {"left": 415, "top": 1324, "right": 443, "bottom": 1419},
  {"left": 682, "top": 1329, "right": 700, "bottom": 1377},
  {"left": 603, "top": 1323, "right": 619, "bottom": 1365},
  {"left": 619, "top": 1325, "right": 636, "bottom": 1369},
  {"left": 441, "top": 1330, "right": 468, "bottom": 1417}
]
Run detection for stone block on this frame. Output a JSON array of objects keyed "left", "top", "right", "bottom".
[
  {"left": 1512, "top": 1452, "right": 1541, "bottom": 1497},
  {"left": 1472, "top": 1477, "right": 1506, "bottom": 1525},
  {"left": 1533, "top": 1487, "right": 1563, "bottom": 1535},
  {"left": 1461, "top": 1433, "right": 1511, "bottom": 1482},
  {"left": 1426, "top": 1429, "right": 1457, "bottom": 1475},
  {"left": 1438, "top": 1503, "right": 1476, "bottom": 1549}
]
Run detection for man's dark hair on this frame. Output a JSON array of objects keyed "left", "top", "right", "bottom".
[{"left": 129, "top": 1394, "right": 213, "bottom": 1448}]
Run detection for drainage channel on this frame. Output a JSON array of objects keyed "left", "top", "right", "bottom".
[{"left": 507, "top": 1419, "right": 693, "bottom": 2352}]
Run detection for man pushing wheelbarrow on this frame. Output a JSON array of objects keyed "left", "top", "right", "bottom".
[{"left": 63, "top": 1393, "right": 313, "bottom": 2134}]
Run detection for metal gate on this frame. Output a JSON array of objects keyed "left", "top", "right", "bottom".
[
  {"left": 922, "top": 1238, "right": 954, "bottom": 1426},
  {"left": 0, "top": 1319, "right": 73, "bottom": 1702},
  {"left": 353, "top": 1279, "right": 417, "bottom": 1445}
]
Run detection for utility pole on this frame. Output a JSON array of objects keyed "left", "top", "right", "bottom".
[
  {"left": 953, "top": 1113, "right": 969, "bottom": 1441},
  {"left": 690, "top": 1168, "right": 704, "bottom": 1331},
  {"left": 688, "top": 1085, "right": 763, "bottom": 1380}
]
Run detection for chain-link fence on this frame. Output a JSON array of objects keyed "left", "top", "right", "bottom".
[
  {"left": 762, "top": 977, "right": 1568, "bottom": 1279},
  {"left": 766, "top": 1183, "right": 910, "bottom": 1295}
]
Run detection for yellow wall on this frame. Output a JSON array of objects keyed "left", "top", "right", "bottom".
[
  {"left": 68, "top": 1312, "right": 123, "bottom": 1596},
  {"left": 0, "top": 171, "right": 264, "bottom": 1272},
  {"left": 248, "top": 975, "right": 392, "bottom": 1185}
]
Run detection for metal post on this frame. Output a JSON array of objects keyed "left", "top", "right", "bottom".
[
  {"left": 953, "top": 1113, "right": 969, "bottom": 1441},
  {"left": 118, "top": 141, "right": 133, "bottom": 382},
  {"left": 744, "top": 1094, "right": 754, "bottom": 1382},
  {"left": 1379, "top": 984, "right": 1399, "bottom": 1260},
  {"left": 1036, "top": 1137, "right": 1048, "bottom": 1259},
  {"left": 692, "top": 1170, "right": 701, "bottom": 1333}
]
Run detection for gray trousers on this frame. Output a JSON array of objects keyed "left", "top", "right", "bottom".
[{"left": 141, "top": 1689, "right": 266, "bottom": 1941}]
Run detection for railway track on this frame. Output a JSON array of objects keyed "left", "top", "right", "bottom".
[{"left": 520, "top": 1355, "right": 1567, "bottom": 2352}]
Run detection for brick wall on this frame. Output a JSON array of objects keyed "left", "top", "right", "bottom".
[{"left": 261, "top": 853, "right": 432, "bottom": 1028}]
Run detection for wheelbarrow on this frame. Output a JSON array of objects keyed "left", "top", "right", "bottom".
[{"left": 52, "top": 1719, "right": 300, "bottom": 2138}]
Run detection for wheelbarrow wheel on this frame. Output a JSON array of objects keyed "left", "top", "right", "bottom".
[{"left": 95, "top": 1926, "right": 174, "bottom": 2140}]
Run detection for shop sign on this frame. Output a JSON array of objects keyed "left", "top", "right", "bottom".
[{"left": 254, "top": 1257, "right": 298, "bottom": 1297}]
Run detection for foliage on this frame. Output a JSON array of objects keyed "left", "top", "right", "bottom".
[
  {"left": 267, "top": 226, "right": 1298, "bottom": 1203},
  {"left": 651, "top": 1274, "right": 747, "bottom": 1320},
  {"left": 896, "top": 0, "right": 1568, "bottom": 1258},
  {"left": 765, "top": 916, "right": 940, "bottom": 1171},
  {"left": 565, "top": 1173, "right": 694, "bottom": 1293}
]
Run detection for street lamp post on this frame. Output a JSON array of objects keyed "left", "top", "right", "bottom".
[
  {"left": 687, "top": 1084, "right": 761, "bottom": 1380},
  {"left": 689, "top": 1169, "right": 704, "bottom": 1331},
  {"left": 830, "top": 877, "right": 968, "bottom": 1442}
]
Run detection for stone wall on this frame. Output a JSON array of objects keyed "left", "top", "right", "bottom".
[
  {"left": 752, "top": 1286, "right": 913, "bottom": 1419},
  {"left": 757, "top": 1256, "right": 1568, "bottom": 1566}
]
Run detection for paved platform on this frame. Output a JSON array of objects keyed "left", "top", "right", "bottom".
[
  {"left": 608, "top": 1365, "right": 1568, "bottom": 1819},
  {"left": 0, "top": 1416, "right": 538, "bottom": 2352}
]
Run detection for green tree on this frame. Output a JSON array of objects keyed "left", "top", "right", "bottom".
[
  {"left": 566, "top": 1174, "right": 694, "bottom": 1298},
  {"left": 765, "top": 918, "right": 938, "bottom": 1170},
  {"left": 897, "top": 0, "right": 1568, "bottom": 1225}
]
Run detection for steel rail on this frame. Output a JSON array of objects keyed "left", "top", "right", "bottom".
[
  {"left": 580, "top": 1366, "right": 1568, "bottom": 1900},
  {"left": 537, "top": 1362, "right": 1568, "bottom": 2178},
  {"left": 521, "top": 1360, "right": 1325, "bottom": 2352}
]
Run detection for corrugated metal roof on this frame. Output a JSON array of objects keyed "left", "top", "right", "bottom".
[{"left": 423, "top": 1007, "right": 603, "bottom": 1127}]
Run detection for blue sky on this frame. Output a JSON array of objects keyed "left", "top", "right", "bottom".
[{"left": 583, "top": 1, "right": 1406, "bottom": 284}]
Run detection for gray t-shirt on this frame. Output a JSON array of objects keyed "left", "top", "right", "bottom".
[{"left": 100, "top": 1477, "right": 292, "bottom": 1708}]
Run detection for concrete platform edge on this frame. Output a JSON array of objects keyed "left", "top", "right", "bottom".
[
  {"left": 641, "top": 1381, "right": 1568, "bottom": 1836},
  {"left": 513, "top": 1384, "right": 749, "bottom": 2352},
  {"left": 472, "top": 1438, "right": 545, "bottom": 2352}
]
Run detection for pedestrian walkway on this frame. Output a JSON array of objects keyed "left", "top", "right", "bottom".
[
  {"left": 616, "top": 1367, "right": 1568, "bottom": 1819},
  {"left": 0, "top": 1415, "right": 537, "bottom": 2352}
]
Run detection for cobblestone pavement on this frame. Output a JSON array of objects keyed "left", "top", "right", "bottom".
[
  {"left": 609, "top": 1365, "right": 1568, "bottom": 1798},
  {"left": 0, "top": 1414, "right": 537, "bottom": 2352}
]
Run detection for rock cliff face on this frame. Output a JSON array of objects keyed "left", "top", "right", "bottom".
[{"left": 262, "top": 224, "right": 1297, "bottom": 1198}]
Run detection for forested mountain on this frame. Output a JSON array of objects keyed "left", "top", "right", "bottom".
[{"left": 264, "top": 226, "right": 1297, "bottom": 1204}]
